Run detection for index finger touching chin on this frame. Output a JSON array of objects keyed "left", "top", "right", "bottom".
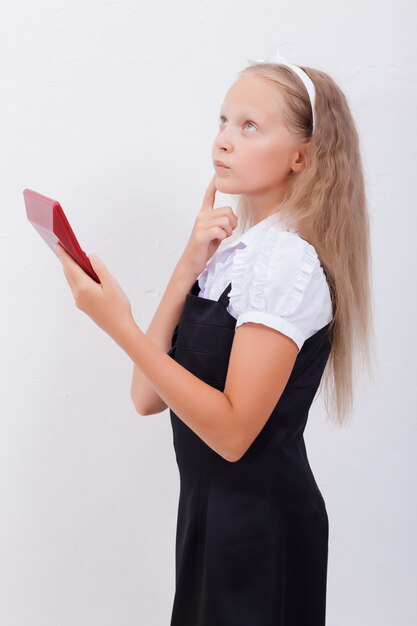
[{"left": 199, "top": 176, "right": 217, "bottom": 214}]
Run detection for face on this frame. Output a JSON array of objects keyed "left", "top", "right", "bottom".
[{"left": 212, "top": 73, "right": 306, "bottom": 198}]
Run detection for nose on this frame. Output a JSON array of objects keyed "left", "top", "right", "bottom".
[{"left": 213, "top": 130, "right": 232, "bottom": 153}]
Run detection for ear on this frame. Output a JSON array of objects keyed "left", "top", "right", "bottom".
[{"left": 291, "top": 141, "right": 309, "bottom": 174}]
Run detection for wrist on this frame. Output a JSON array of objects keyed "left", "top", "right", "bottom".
[
  {"left": 174, "top": 257, "right": 200, "bottom": 283},
  {"left": 113, "top": 314, "right": 141, "bottom": 353}
]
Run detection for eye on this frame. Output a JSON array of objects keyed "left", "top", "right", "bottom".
[{"left": 218, "top": 116, "right": 258, "bottom": 132}]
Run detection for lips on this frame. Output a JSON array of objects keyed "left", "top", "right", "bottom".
[{"left": 214, "top": 160, "right": 230, "bottom": 168}]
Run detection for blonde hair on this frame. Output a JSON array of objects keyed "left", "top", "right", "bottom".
[{"left": 229, "top": 62, "right": 375, "bottom": 427}]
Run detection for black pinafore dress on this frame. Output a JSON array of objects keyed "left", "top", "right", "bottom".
[{"left": 167, "top": 277, "right": 332, "bottom": 626}]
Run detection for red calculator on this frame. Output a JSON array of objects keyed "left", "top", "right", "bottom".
[{"left": 23, "top": 188, "right": 100, "bottom": 284}]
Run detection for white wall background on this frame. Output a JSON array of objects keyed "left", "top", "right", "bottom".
[{"left": 1, "top": 1, "right": 416, "bottom": 624}]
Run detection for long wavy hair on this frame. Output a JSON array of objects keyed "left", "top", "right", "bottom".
[{"left": 227, "top": 62, "right": 375, "bottom": 427}]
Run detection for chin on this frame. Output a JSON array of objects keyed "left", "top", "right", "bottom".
[{"left": 213, "top": 175, "right": 240, "bottom": 194}]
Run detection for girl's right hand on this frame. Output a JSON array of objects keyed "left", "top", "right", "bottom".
[{"left": 179, "top": 175, "right": 239, "bottom": 278}]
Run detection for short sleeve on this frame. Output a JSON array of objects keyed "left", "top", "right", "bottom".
[{"left": 228, "top": 228, "right": 333, "bottom": 351}]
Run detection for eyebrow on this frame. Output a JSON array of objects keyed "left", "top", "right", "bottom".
[{"left": 219, "top": 109, "right": 263, "bottom": 121}]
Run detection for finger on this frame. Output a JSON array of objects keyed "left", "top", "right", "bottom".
[
  {"left": 88, "top": 254, "right": 108, "bottom": 287},
  {"left": 54, "top": 243, "right": 87, "bottom": 289},
  {"left": 54, "top": 243, "right": 76, "bottom": 271},
  {"left": 53, "top": 242, "right": 64, "bottom": 259},
  {"left": 199, "top": 175, "right": 217, "bottom": 214},
  {"left": 54, "top": 242, "right": 75, "bottom": 266}
]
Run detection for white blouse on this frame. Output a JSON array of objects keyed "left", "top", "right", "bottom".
[{"left": 197, "top": 212, "right": 333, "bottom": 351}]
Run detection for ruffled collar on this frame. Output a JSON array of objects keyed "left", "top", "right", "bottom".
[{"left": 219, "top": 211, "right": 295, "bottom": 253}]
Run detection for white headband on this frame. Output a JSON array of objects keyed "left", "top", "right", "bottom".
[{"left": 247, "top": 47, "right": 316, "bottom": 135}]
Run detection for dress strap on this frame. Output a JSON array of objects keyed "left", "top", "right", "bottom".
[
  {"left": 218, "top": 282, "right": 232, "bottom": 306},
  {"left": 190, "top": 279, "right": 200, "bottom": 296},
  {"left": 191, "top": 278, "right": 232, "bottom": 306}
]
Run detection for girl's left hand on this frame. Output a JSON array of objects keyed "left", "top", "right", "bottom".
[{"left": 53, "top": 242, "right": 135, "bottom": 340}]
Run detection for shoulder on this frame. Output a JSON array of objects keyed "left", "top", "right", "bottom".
[
  {"left": 263, "top": 225, "right": 320, "bottom": 268},
  {"left": 230, "top": 226, "right": 321, "bottom": 311},
  {"left": 229, "top": 226, "right": 333, "bottom": 350}
]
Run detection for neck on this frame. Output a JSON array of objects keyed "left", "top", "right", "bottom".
[{"left": 245, "top": 183, "right": 290, "bottom": 225}]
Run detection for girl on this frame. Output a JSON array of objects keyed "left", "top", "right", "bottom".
[{"left": 55, "top": 48, "right": 374, "bottom": 625}]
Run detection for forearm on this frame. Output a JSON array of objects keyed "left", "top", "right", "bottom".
[
  {"left": 131, "top": 259, "right": 198, "bottom": 413},
  {"left": 120, "top": 320, "right": 238, "bottom": 462}
]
